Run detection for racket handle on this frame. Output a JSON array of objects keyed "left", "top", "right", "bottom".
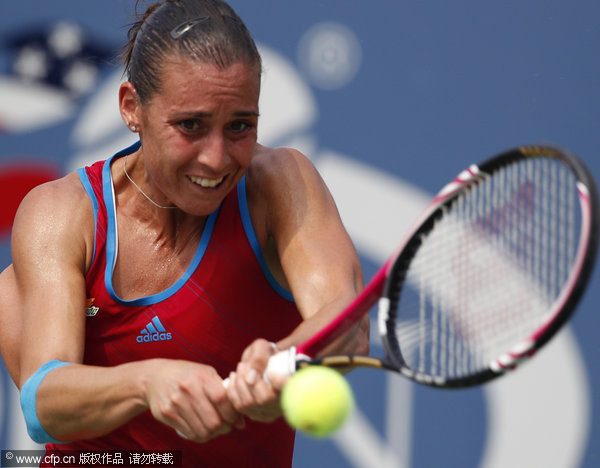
[
  {"left": 265, "top": 346, "right": 297, "bottom": 378},
  {"left": 222, "top": 347, "right": 298, "bottom": 388}
]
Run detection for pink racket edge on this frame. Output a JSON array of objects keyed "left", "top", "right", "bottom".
[
  {"left": 389, "top": 149, "right": 599, "bottom": 387},
  {"left": 295, "top": 162, "right": 487, "bottom": 360},
  {"left": 490, "top": 182, "right": 597, "bottom": 373},
  {"left": 291, "top": 145, "right": 599, "bottom": 388}
]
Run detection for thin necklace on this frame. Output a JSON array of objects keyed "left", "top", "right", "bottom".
[{"left": 123, "top": 155, "right": 178, "bottom": 210}]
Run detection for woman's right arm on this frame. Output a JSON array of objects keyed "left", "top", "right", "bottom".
[
  {"left": 11, "top": 176, "right": 240, "bottom": 443},
  {"left": 0, "top": 265, "right": 22, "bottom": 385}
]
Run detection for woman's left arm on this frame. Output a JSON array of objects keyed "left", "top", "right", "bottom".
[{"left": 226, "top": 146, "right": 369, "bottom": 420}]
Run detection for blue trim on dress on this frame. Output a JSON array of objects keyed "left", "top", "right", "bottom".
[
  {"left": 102, "top": 142, "right": 220, "bottom": 306},
  {"left": 77, "top": 167, "right": 99, "bottom": 271},
  {"left": 237, "top": 176, "right": 295, "bottom": 302}
]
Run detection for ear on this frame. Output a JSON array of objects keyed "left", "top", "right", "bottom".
[{"left": 119, "top": 81, "right": 141, "bottom": 131}]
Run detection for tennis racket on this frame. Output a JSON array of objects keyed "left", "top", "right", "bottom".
[{"left": 267, "top": 144, "right": 599, "bottom": 388}]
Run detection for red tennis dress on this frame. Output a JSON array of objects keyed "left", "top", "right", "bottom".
[{"left": 44, "top": 143, "right": 302, "bottom": 467}]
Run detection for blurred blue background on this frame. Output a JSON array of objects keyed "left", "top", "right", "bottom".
[{"left": 1, "top": 1, "right": 598, "bottom": 467}]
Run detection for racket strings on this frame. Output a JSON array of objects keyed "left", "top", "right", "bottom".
[{"left": 392, "top": 157, "right": 581, "bottom": 380}]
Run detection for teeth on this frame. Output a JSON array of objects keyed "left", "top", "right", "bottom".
[{"left": 189, "top": 175, "right": 224, "bottom": 188}]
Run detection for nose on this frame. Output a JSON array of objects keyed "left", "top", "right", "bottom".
[{"left": 196, "top": 131, "right": 230, "bottom": 172}]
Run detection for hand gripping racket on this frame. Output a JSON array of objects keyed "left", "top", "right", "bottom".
[{"left": 268, "top": 144, "right": 599, "bottom": 388}]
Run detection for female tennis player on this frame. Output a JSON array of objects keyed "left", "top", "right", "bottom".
[{"left": 0, "top": 0, "right": 368, "bottom": 466}]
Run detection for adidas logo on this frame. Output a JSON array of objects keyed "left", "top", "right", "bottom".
[{"left": 136, "top": 316, "right": 173, "bottom": 343}]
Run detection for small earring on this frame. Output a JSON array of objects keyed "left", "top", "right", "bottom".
[{"left": 130, "top": 125, "right": 137, "bottom": 132}]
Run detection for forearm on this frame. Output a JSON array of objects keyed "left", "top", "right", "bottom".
[
  {"left": 31, "top": 360, "right": 151, "bottom": 441},
  {"left": 275, "top": 297, "right": 370, "bottom": 358},
  {"left": 228, "top": 301, "right": 369, "bottom": 418}
]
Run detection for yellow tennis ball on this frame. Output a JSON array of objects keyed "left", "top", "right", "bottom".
[{"left": 280, "top": 366, "right": 354, "bottom": 438}]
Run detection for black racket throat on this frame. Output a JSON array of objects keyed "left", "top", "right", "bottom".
[{"left": 299, "top": 354, "right": 398, "bottom": 373}]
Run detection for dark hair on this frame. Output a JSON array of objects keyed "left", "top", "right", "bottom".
[{"left": 121, "top": 0, "right": 262, "bottom": 102}]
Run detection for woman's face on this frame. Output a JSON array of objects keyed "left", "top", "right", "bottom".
[{"left": 135, "top": 58, "right": 260, "bottom": 216}]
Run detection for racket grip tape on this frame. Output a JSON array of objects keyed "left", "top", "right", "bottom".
[
  {"left": 264, "top": 346, "right": 298, "bottom": 378},
  {"left": 222, "top": 346, "right": 299, "bottom": 388}
]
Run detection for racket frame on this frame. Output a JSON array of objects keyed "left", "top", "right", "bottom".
[
  {"left": 379, "top": 145, "right": 600, "bottom": 387},
  {"left": 269, "top": 145, "right": 599, "bottom": 388}
]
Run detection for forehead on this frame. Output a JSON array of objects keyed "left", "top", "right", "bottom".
[{"left": 150, "top": 58, "right": 260, "bottom": 111}]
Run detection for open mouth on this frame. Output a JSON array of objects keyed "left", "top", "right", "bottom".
[{"left": 188, "top": 175, "right": 225, "bottom": 188}]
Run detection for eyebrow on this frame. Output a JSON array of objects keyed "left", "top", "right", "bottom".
[
  {"left": 235, "top": 111, "right": 260, "bottom": 118},
  {"left": 172, "top": 111, "right": 260, "bottom": 119}
]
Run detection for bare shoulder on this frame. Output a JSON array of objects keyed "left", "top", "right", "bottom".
[
  {"left": 15, "top": 172, "right": 91, "bottom": 227},
  {"left": 249, "top": 144, "right": 314, "bottom": 179},
  {"left": 245, "top": 144, "right": 336, "bottom": 240},
  {"left": 12, "top": 171, "right": 95, "bottom": 268},
  {"left": 247, "top": 145, "right": 325, "bottom": 204}
]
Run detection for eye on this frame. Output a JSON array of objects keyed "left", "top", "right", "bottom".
[
  {"left": 228, "top": 120, "right": 255, "bottom": 134},
  {"left": 178, "top": 119, "right": 201, "bottom": 133}
]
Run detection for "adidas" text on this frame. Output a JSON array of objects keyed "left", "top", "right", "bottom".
[
  {"left": 136, "top": 332, "right": 172, "bottom": 343},
  {"left": 136, "top": 316, "right": 173, "bottom": 343}
]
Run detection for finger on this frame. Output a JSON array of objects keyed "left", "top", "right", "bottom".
[
  {"left": 227, "top": 369, "right": 282, "bottom": 422},
  {"left": 223, "top": 377, "right": 247, "bottom": 431},
  {"left": 228, "top": 367, "right": 257, "bottom": 409},
  {"left": 236, "top": 363, "right": 279, "bottom": 409},
  {"left": 241, "top": 339, "right": 276, "bottom": 368},
  {"left": 182, "top": 404, "right": 232, "bottom": 442},
  {"left": 204, "top": 376, "right": 241, "bottom": 428},
  {"left": 251, "top": 376, "right": 279, "bottom": 405},
  {"left": 174, "top": 385, "right": 233, "bottom": 441},
  {"left": 153, "top": 403, "right": 207, "bottom": 442},
  {"left": 173, "top": 399, "right": 213, "bottom": 442},
  {"left": 264, "top": 368, "right": 289, "bottom": 391}
]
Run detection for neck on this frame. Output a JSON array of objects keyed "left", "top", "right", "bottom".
[{"left": 123, "top": 154, "right": 178, "bottom": 210}]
